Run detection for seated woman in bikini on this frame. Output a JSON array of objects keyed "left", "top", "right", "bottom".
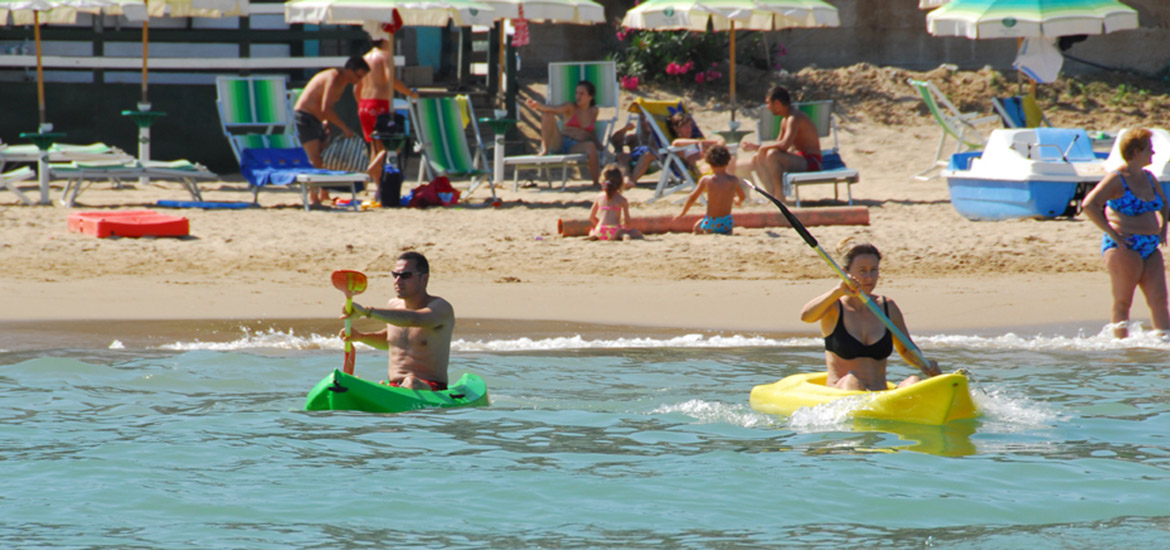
[
  {"left": 1081, "top": 128, "right": 1170, "bottom": 339},
  {"left": 799, "top": 241, "right": 941, "bottom": 391},
  {"left": 526, "top": 80, "right": 602, "bottom": 187},
  {"left": 587, "top": 165, "right": 642, "bottom": 241}
]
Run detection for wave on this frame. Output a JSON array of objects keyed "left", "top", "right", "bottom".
[{"left": 151, "top": 324, "right": 1169, "bottom": 353}]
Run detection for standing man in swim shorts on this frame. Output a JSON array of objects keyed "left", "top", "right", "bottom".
[
  {"left": 339, "top": 252, "right": 455, "bottom": 391},
  {"left": 741, "top": 85, "right": 822, "bottom": 202},
  {"left": 293, "top": 56, "right": 370, "bottom": 206},
  {"left": 355, "top": 24, "right": 419, "bottom": 182}
]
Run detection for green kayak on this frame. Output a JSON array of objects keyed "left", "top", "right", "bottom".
[{"left": 304, "top": 370, "right": 489, "bottom": 413}]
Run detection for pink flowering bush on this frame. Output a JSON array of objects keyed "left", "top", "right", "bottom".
[
  {"left": 609, "top": 28, "right": 722, "bottom": 86},
  {"left": 621, "top": 75, "right": 640, "bottom": 91}
]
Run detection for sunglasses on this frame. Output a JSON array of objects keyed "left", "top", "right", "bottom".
[{"left": 391, "top": 271, "right": 419, "bottom": 280}]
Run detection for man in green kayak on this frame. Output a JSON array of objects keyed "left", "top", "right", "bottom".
[{"left": 339, "top": 252, "right": 454, "bottom": 390}]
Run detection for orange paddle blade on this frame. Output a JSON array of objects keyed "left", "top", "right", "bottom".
[{"left": 331, "top": 270, "right": 368, "bottom": 296}]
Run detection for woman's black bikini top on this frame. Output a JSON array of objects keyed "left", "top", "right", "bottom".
[{"left": 824, "top": 299, "right": 893, "bottom": 360}]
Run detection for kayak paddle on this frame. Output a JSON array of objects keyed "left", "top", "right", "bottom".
[
  {"left": 332, "top": 270, "right": 368, "bottom": 375},
  {"left": 746, "top": 181, "right": 936, "bottom": 377}
]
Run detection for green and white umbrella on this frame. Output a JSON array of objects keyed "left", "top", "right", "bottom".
[
  {"left": 621, "top": 0, "right": 838, "bottom": 120},
  {"left": 926, "top": 0, "right": 1138, "bottom": 39}
]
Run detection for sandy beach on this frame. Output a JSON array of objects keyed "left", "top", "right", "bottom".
[{"left": 1, "top": 65, "right": 1160, "bottom": 340}]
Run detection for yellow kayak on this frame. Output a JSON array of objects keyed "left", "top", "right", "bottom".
[{"left": 750, "top": 371, "right": 979, "bottom": 425}]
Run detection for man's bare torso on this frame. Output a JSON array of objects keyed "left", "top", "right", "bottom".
[
  {"left": 357, "top": 48, "right": 391, "bottom": 101},
  {"left": 293, "top": 68, "right": 341, "bottom": 120},
  {"left": 384, "top": 295, "right": 453, "bottom": 384},
  {"left": 784, "top": 111, "right": 822, "bottom": 157}
]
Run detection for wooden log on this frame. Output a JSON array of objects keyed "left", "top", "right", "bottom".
[{"left": 557, "top": 206, "right": 869, "bottom": 237}]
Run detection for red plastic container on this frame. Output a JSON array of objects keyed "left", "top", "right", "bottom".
[{"left": 67, "top": 210, "right": 189, "bottom": 238}]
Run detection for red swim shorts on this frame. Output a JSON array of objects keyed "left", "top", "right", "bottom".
[{"left": 358, "top": 99, "right": 391, "bottom": 142}]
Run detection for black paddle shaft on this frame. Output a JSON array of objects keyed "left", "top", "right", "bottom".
[{"left": 750, "top": 183, "right": 818, "bottom": 248}]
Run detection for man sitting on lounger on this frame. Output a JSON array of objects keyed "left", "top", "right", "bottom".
[
  {"left": 742, "top": 85, "right": 822, "bottom": 202},
  {"left": 293, "top": 56, "right": 370, "bottom": 206}
]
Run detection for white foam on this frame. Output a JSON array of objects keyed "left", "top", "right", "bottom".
[
  {"left": 652, "top": 399, "right": 779, "bottom": 428},
  {"left": 154, "top": 329, "right": 817, "bottom": 352},
  {"left": 919, "top": 323, "right": 1170, "bottom": 352},
  {"left": 149, "top": 323, "right": 1168, "bottom": 353},
  {"left": 452, "top": 334, "right": 818, "bottom": 352},
  {"left": 158, "top": 327, "right": 339, "bottom": 351}
]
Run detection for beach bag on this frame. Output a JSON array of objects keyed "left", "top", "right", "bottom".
[
  {"left": 407, "top": 176, "right": 460, "bottom": 208},
  {"left": 321, "top": 135, "right": 369, "bottom": 173}
]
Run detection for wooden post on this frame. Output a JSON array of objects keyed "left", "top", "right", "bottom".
[
  {"left": 729, "top": 21, "right": 736, "bottom": 122},
  {"left": 141, "top": 0, "right": 150, "bottom": 104},
  {"left": 34, "top": 11, "right": 45, "bottom": 126}
]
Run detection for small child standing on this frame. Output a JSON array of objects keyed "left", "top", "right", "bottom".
[
  {"left": 588, "top": 165, "right": 644, "bottom": 241},
  {"left": 674, "top": 145, "right": 744, "bottom": 235}
]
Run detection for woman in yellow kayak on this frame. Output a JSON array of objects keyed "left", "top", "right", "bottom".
[{"left": 800, "top": 241, "right": 941, "bottom": 391}]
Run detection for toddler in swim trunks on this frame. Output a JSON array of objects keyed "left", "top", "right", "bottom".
[
  {"left": 587, "top": 165, "right": 643, "bottom": 241},
  {"left": 674, "top": 145, "right": 744, "bottom": 235}
]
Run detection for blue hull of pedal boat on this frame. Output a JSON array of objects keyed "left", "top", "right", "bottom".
[{"left": 942, "top": 128, "right": 1108, "bottom": 221}]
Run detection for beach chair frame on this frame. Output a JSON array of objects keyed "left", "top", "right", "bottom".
[
  {"left": 407, "top": 95, "right": 494, "bottom": 198},
  {"left": 754, "top": 100, "right": 860, "bottom": 206},
  {"left": 0, "top": 163, "right": 36, "bottom": 205},
  {"left": 214, "top": 75, "right": 366, "bottom": 211},
  {"left": 907, "top": 79, "right": 999, "bottom": 181},
  {"left": 503, "top": 61, "right": 619, "bottom": 191},
  {"left": 53, "top": 159, "right": 216, "bottom": 207},
  {"left": 626, "top": 98, "right": 704, "bottom": 202},
  {"left": 991, "top": 94, "right": 1052, "bottom": 129}
]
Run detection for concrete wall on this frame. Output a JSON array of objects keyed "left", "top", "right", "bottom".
[{"left": 518, "top": 0, "right": 1170, "bottom": 77}]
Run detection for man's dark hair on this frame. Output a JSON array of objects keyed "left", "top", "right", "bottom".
[
  {"left": 767, "top": 85, "right": 791, "bottom": 106},
  {"left": 344, "top": 55, "right": 371, "bottom": 72},
  {"left": 398, "top": 251, "right": 429, "bottom": 273}
]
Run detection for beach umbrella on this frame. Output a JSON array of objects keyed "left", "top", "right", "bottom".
[
  {"left": 285, "top": 0, "right": 495, "bottom": 27},
  {"left": 620, "top": 0, "right": 839, "bottom": 122},
  {"left": 129, "top": 0, "right": 248, "bottom": 106},
  {"left": 926, "top": 0, "right": 1138, "bottom": 39},
  {"left": 926, "top": 0, "right": 1138, "bottom": 87},
  {"left": 0, "top": 0, "right": 140, "bottom": 128}
]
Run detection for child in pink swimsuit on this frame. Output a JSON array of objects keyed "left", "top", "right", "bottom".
[{"left": 588, "top": 165, "right": 643, "bottom": 241}]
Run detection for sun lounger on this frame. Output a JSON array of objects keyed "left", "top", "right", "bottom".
[
  {"left": 408, "top": 95, "right": 493, "bottom": 198},
  {"left": 754, "top": 100, "right": 860, "bottom": 206},
  {"left": 991, "top": 95, "right": 1051, "bottom": 129},
  {"left": 215, "top": 75, "right": 368, "bottom": 210},
  {"left": 1, "top": 140, "right": 214, "bottom": 206},
  {"left": 53, "top": 158, "right": 217, "bottom": 207},
  {"left": 907, "top": 79, "right": 999, "bottom": 181},
  {"left": 0, "top": 163, "right": 36, "bottom": 205},
  {"left": 503, "top": 61, "right": 619, "bottom": 190},
  {"left": 239, "top": 148, "right": 363, "bottom": 210},
  {"left": 627, "top": 98, "right": 705, "bottom": 201}
]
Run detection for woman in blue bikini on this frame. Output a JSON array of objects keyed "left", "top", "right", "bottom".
[
  {"left": 1082, "top": 128, "right": 1170, "bottom": 339},
  {"left": 800, "top": 241, "right": 941, "bottom": 391}
]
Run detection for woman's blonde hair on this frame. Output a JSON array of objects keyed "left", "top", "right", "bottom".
[
  {"left": 837, "top": 237, "right": 881, "bottom": 269},
  {"left": 1120, "top": 129, "right": 1153, "bottom": 162}
]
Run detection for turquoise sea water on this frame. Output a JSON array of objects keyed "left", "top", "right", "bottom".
[{"left": 2, "top": 321, "right": 1169, "bottom": 548}]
